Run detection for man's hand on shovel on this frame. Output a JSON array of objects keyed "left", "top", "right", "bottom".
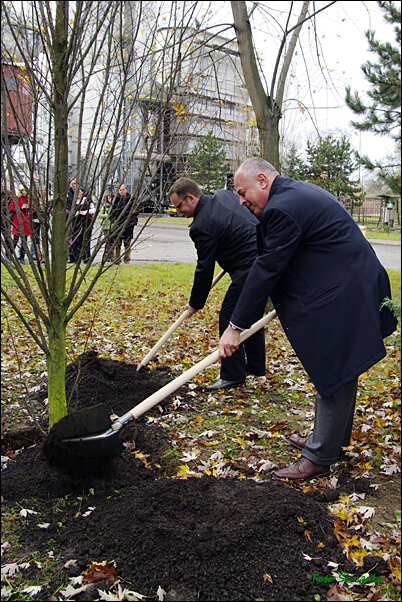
[
  {"left": 219, "top": 325, "right": 241, "bottom": 358},
  {"left": 185, "top": 303, "right": 199, "bottom": 317}
]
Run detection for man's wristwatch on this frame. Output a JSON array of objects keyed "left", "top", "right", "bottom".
[{"left": 229, "top": 321, "right": 244, "bottom": 332}]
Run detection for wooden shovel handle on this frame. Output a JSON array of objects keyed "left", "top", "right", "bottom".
[
  {"left": 114, "top": 309, "right": 277, "bottom": 429},
  {"left": 137, "top": 269, "right": 226, "bottom": 369}
]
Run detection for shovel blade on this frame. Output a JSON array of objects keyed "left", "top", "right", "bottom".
[
  {"left": 56, "top": 428, "right": 125, "bottom": 459},
  {"left": 51, "top": 404, "right": 113, "bottom": 439}
]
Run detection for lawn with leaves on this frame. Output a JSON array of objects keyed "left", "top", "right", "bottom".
[{"left": 1, "top": 263, "right": 401, "bottom": 601}]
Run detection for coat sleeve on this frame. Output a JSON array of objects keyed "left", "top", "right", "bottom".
[
  {"left": 189, "top": 226, "right": 219, "bottom": 309},
  {"left": 231, "top": 208, "right": 302, "bottom": 328}
]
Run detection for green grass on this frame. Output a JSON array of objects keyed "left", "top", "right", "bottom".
[
  {"left": 366, "top": 229, "right": 401, "bottom": 241},
  {"left": 138, "top": 214, "right": 187, "bottom": 225}
]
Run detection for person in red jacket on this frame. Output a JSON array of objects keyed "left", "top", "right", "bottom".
[{"left": 9, "top": 186, "right": 31, "bottom": 263}]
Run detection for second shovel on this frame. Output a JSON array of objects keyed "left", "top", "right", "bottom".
[{"left": 136, "top": 269, "right": 226, "bottom": 371}]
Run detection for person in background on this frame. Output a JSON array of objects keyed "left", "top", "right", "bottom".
[
  {"left": 99, "top": 192, "right": 114, "bottom": 262},
  {"left": 67, "top": 177, "right": 76, "bottom": 213},
  {"left": 69, "top": 189, "right": 95, "bottom": 264},
  {"left": 168, "top": 177, "right": 266, "bottom": 390},
  {"left": 110, "top": 184, "right": 138, "bottom": 265},
  {"left": 9, "top": 185, "right": 31, "bottom": 263},
  {"left": 29, "top": 186, "right": 48, "bottom": 262},
  {"left": 219, "top": 157, "right": 397, "bottom": 481},
  {"left": 67, "top": 178, "right": 76, "bottom": 263}
]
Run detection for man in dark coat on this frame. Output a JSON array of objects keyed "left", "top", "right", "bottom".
[
  {"left": 219, "top": 157, "right": 397, "bottom": 481},
  {"left": 169, "top": 177, "right": 266, "bottom": 390},
  {"left": 110, "top": 184, "right": 138, "bottom": 264}
]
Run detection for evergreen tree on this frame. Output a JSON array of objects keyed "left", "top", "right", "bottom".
[
  {"left": 281, "top": 143, "right": 307, "bottom": 180},
  {"left": 345, "top": 1, "right": 401, "bottom": 194},
  {"left": 345, "top": 1, "right": 401, "bottom": 141},
  {"left": 304, "top": 134, "right": 361, "bottom": 199},
  {"left": 184, "top": 131, "right": 228, "bottom": 193}
]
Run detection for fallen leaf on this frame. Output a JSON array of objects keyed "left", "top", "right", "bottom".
[
  {"left": 83, "top": 562, "right": 116, "bottom": 585},
  {"left": 59, "top": 583, "right": 90, "bottom": 598},
  {"left": 22, "top": 586, "right": 42, "bottom": 595},
  {"left": 1, "top": 563, "right": 19, "bottom": 576},
  {"left": 19, "top": 508, "right": 38, "bottom": 517}
]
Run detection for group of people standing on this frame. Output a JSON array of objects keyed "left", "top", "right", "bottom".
[
  {"left": 68, "top": 180, "right": 139, "bottom": 265},
  {"left": 2, "top": 178, "right": 140, "bottom": 266}
]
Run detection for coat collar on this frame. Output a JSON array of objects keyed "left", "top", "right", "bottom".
[
  {"left": 268, "top": 175, "right": 286, "bottom": 201},
  {"left": 193, "top": 193, "right": 210, "bottom": 217}
]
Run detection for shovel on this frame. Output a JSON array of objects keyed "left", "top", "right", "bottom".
[
  {"left": 49, "top": 310, "right": 277, "bottom": 460},
  {"left": 136, "top": 269, "right": 226, "bottom": 371}
]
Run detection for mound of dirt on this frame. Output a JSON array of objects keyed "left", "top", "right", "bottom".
[{"left": 1, "top": 352, "right": 373, "bottom": 601}]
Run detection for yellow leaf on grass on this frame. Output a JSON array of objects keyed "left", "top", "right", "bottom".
[{"left": 392, "top": 565, "right": 401, "bottom": 581}]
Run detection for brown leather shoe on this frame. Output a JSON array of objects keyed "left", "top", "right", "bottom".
[
  {"left": 288, "top": 435, "right": 308, "bottom": 450},
  {"left": 273, "top": 457, "right": 330, "bottom": 481}
]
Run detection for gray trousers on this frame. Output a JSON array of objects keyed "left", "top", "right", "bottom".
[{"left": 301, "top": 378, "right": 359, "bottom": 466}]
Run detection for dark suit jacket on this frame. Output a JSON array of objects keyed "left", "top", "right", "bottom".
[
  {"left": 189, "top": 190, "right": 259, "bottom": 309},
  {"left": 231, "top": 176, "right": 397, "bottom": 398}
]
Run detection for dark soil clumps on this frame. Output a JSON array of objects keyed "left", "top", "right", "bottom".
[{"left": 2, "top": 352, "right": 357, "bottom": 601}]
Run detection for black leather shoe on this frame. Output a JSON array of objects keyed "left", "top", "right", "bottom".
[{"left": 206, "top": 378, "right": 245, "bottom": 390}]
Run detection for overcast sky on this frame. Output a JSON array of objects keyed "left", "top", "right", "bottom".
[{"left": 204, "top": 0, "right": 400, "bottom": 167}]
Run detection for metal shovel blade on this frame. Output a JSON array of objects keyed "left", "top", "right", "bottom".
[
  {"left": 51, "top": 404, "right": 113, "bottom": 439},
  {"left": 56, "top": 427, "right": 125, "bottom": 458}
]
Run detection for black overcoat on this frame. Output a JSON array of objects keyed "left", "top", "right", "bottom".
[
  {"left": 231, "top": 176, "right": 397, "bottom": 398},
  {"left": 189, "top": 190, "right": 259, "bottom": 309},
  {"left": 110, "top": 193, "right": 138, "bottom": 239}
]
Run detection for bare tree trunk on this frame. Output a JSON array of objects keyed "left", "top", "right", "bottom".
[
  {"left": 48, "top": 0, "right": 69, "bottom": 425},
  {"left": 231, "top": 1, "right": 310, "bottom": 170}
]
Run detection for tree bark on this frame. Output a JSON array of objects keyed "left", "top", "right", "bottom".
[
  {"left": 48, "top": 0, "right": 70, "bottom": 426},
  {"left": 231, "top": 1, "right": 309, "bottom": 170}
]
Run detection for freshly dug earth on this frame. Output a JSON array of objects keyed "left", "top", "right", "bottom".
[{"left": 1, "top": 352, "right": 381, "bottom": 601}]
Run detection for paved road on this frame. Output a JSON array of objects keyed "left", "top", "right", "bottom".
[
  {"left": 95, "top": 221, "right": 401, "bottom": 269},
  {"left": 368, "top": 241, "right": 401, "bottom": 270}
]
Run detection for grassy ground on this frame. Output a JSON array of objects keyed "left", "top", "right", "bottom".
[
  {"left": 1, "top": 264, "right": 401, "bottom": 600},
  {"left": 366, "top": 229, "right": 401, "bottom": 241},
  {"left": 2, "top": 264, "right": 400, "bottom": 462}
]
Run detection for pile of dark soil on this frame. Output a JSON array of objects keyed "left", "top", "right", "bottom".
[{"left": 2, "top": 352, "right": 372, "bottom": 601}]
